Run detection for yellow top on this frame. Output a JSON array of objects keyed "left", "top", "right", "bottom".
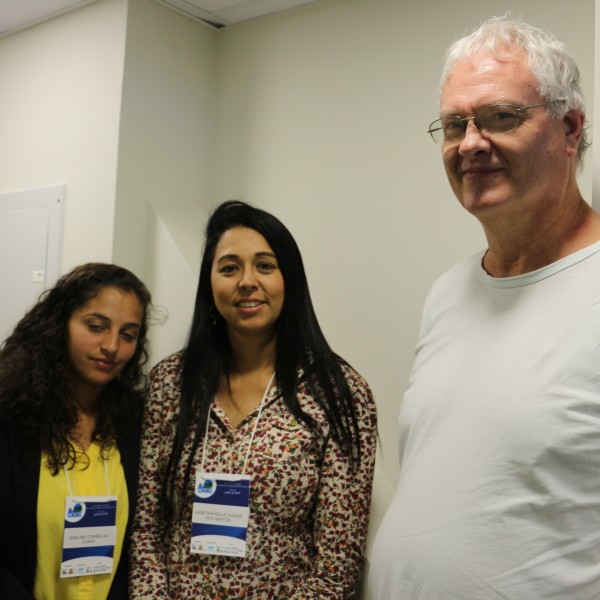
[{"left": 34, "top": 442, "right": 129, "bottom": 600}]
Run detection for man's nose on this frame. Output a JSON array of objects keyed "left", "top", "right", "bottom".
[{"left": 458, "top": 120, "right": 491, "bottom": 157}]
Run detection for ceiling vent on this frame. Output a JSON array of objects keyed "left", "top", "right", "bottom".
[
  {"left": 152, "top": 0, "right": 228, "bottom": 28},
  {"left": 152, "top": 0, "right": 322, "bottom": 29}
]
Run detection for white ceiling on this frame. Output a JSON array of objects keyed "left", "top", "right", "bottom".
[{"left": 0, "top": 0, "right": 322, "bottom": 36}]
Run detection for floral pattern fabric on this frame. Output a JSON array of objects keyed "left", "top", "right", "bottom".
[{"left": 130, "top": 352, "right": 377, "bottom": 599}]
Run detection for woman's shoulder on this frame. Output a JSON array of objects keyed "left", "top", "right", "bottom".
[
  {"left": 149, "top": 351, "right": 184, "bottom": 381},
  {"left": 336, "top": 358, "right": 377, "bottom": 423},
  {"left": 145, "top": 352, "right": 184, "bottom": 419},
  {"left": 0, "top": 412, "right": 14, "bottom": 438},
  {"left": 298, "top": 357, "right": 376, "bottom": 421},
  {"left": 337, "top": 357, "right": 371, "bottom": 393},
  {"left": 0, "top": 395, "right": 31, "bottom": 434}
]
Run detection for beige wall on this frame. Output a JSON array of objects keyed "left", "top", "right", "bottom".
[
  {"left": 114, "top": 0, "right": 218, "bottom": 362},
  {"left": 595, "top": 0, "right": 600, "bottom": 207},
  {"left": 0, "top": 0, "right": 128, "bottom": 268}
]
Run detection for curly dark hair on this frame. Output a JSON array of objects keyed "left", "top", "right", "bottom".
[{"left": 0, "top": 263, "right": 152, "bottom": 473}]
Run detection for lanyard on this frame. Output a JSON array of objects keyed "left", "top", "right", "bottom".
[
  {"left": 199, "top": 372, "right": 275, "bottom": 476},
  {"left": 63, "top": 450, "right": 111, "bottom": 497}
]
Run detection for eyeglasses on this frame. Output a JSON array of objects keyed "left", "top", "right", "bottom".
[{"left": 427, "top": 102, "right": 550, "bottom": 144}]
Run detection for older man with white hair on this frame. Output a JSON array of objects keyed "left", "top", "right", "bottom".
[{"left": 370, "top": 16, "right": 600, "bottom": 600}]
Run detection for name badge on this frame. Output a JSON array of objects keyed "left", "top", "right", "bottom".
[
  {"left": 60, "top": 495, "right": 117, "bottom": 578},
  {"left": 191, "top": 472, "right": 251, "bottom": 557}
]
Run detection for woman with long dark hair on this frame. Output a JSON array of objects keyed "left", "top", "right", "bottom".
[
  {"left": 0, "top": 263, "right": 153, "bottom": 600},
  {"left": 131, "top": 200, "right": 377, "bottom": 598}
]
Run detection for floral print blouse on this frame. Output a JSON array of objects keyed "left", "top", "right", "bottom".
[{"left": 130, "top": 352, "right": 377, "bottom": 599}]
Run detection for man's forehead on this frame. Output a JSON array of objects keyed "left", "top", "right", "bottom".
[
  {"left": 449, "top": 48, "right": 526, "bottom": 77},
  {"left": 440, "top": 50, "right": 537, "bottom": 108}
]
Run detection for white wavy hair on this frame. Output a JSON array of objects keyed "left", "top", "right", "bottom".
[{"left": 440, "top": 15, "right": 589, "bottom": 164}]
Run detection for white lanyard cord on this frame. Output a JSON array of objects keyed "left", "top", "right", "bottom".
[
  {"left": 63, "top": 451, "right": 111, "bottom": 497},
  {"left": 199, "top": 372, "right": 275, "bottom": 477}
]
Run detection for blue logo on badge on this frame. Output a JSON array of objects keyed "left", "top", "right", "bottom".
[
  {"left": 65, "top": 500, "right": 87, "bottom": 523},
  {"left": 196, "top": 478, "right": 216, "bottom": 499}
]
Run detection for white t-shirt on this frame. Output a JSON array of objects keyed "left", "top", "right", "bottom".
[{"left": 370, "top": 241, "right": 600, "bottom": 600}]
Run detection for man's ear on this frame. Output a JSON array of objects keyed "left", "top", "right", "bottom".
[{"left": 563, "top": 109, "right": 584, "bottom": 158}]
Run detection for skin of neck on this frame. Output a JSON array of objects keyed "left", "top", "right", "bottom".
[
  {"left": 480, "top": 189, "right": 600, "bottom": 277},
  {"left": 226, "top": 328, "right": 278, "bottom": 375},
  {"left": 67, "top": 376, "right": 103, "bottom": 450}
]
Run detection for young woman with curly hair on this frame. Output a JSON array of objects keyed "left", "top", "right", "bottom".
[{"left": 0, "top": 263, "right": 152, "bottom": 600}]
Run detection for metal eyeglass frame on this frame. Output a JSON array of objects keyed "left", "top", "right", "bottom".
[{"left": 427, "top": 102, "right": 551, "bottom": 144}]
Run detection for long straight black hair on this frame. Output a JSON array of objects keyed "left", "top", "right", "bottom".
[{"left": 160, "top": 200, "right": 361, "bottom": 522}]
